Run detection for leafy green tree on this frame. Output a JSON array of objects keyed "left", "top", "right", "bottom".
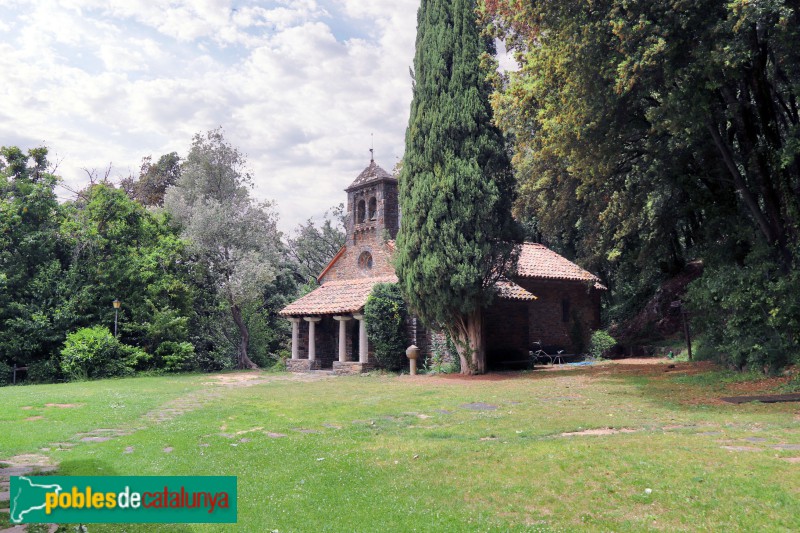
[
  {"left": 61, "top": 184, "right": 194, "bottom": 355},
  {"left": 395, "top": 0, "right": 518, "bottom": 374},
  {"left": 364, "top": 283, "right": 408, "bottom": 371},
  {"left": 234, "top": 264, "right": 298, "bottom": 368},
  {"left": 687, "top": 241, "right": 800, "bottom": 372},
  {"left": 121, "top": 152, "right": 181, "bottom": 207},
  {"left": 484, "top": 0, "right": 800, "bottom": 356},
  {"left": 164, "top": 129, "right": 283, "bottom": 369},
  {"left": 288, "top": 204, "right": 346, "bottom": 283},
  {"left": 0, "top": 146, "right": 73, "bottom": 367}
]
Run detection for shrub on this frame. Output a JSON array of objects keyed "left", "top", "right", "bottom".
[
  {"left": 687, "top": 245, "right": 800, "bottom": 373},
  {"left": 364, "top": 283, "right": 408, "bottom": 371},
  {"left": 268, "top": 357, "right": 288, "bottom": 373},
  {"left": 0, "top": 360, "right": 11, "bottom": 386},
  {"left": 155, "top": 341, "right": 196, "bottom": 372},
  {"left": 26, "top": 358, "right": 63, "bottom": 384},
  {"left": 426, "top": 350, "right": 445, "bottom": 374},
  {"left": 60, "top": 326, "right": 148, "bottom": 380},
  {"left": 589, "top": 330, "right": 617, "bottom": 358},
  {"left": 195, "top": 346, "right": 236, "bottom": 372}
]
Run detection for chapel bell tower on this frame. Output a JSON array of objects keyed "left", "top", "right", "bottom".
[{"left": 344, "top": 157, "right": 399, "bottom": 247}]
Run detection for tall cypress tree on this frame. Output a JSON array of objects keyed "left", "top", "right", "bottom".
[{"left": 395, "top": 0, "right": 517, "bottom": 374}]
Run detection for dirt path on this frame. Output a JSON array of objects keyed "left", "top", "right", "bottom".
[{"left": 0, "top": 371, "right": 331, "bottom": 532}]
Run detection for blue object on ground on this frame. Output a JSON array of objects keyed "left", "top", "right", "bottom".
[{"left": 567, "top": 361, "right": 594, "bottom": 366}]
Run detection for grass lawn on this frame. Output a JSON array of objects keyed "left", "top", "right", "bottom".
[{"left": 2, "top": 361, "right": 800, "bottom": 532}]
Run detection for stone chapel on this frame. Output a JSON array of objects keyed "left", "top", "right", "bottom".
[{"left": 279, "top": 159, "right": 606, "bottom": 373}]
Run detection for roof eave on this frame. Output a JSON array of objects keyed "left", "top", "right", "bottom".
[
  {"left": 317, "top": 246, "right": 346, "bottom": 283},
  {"left": 344, "top": 176, "right": 398, "bottom": 193},
  {"left": 515, "top": 273, "right": 601, "bottom": 284}
]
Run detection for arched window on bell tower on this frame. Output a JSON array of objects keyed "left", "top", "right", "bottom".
[
  {"left": 368, "top": 197, "right": 377, "bottom": 220},
  {"left": 357, "top": 199, "right": 366, "bottom": 224}
]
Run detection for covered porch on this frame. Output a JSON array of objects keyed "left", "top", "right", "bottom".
[
  {"left": 284, "top": 313, "right": 371, "bottom": 374},
  {"left": 279, "top": 276, "right": 396, "bottom": 374}
]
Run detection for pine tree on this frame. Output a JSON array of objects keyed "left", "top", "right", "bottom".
[{"left": 395, "top": 0, "right": 517, "bottom": 374}]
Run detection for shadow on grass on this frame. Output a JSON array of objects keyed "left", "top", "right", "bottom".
[
  {"left": 50, "top": 460, "right": 195, "bottom": 533},
  {"left": 55, "top": 458, "right": 120, "bottom": 477},
  {"left": 593, "top": 360, "right": 800, "bottom": 415},
  {"left": 422, "top": 358, "right": 692, "bottom": 382}
]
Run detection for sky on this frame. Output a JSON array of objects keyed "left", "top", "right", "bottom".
[{"left": 0, "top": 0, "right": 513, "bottom": 232}]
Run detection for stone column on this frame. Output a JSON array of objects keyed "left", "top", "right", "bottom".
[
  {"left": 353, "top": 313, "right": 368, "bottom": 364},
  {"left": 304, "top": 317, "right": 322, "bottom": 361},
  {"left": 289, "top": 318, "right": 302, "bottom": 360},
  {"left": 333, "top": 316, "right": 352, "bottom": 363}
]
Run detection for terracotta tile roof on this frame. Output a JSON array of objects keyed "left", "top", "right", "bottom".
[
  {"left": 279, "top": 275, "right": 398, "bottom": 317},
  {"left": 496, "top": 279, "right": 538, "bottom": 301},
  {"left": 517, "top": 243, "right": 602, "bottom": 284},
  {"left": 346, "top": 160, "right": 395, "bottom": 191}
]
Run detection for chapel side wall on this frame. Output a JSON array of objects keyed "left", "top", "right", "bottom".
[
  {"left": 484, "top": 300, "right": 530, "bottom": 359},
  {"left": 516, "top": 279, "right": 600, "bottom": 353},
  {"left": 318, "top": 239, "right": 395, "bottom": 284}
]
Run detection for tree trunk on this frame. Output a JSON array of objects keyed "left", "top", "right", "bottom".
[
  {"left": 453, "top": 308, "right": 485, "bottom": 375},
  {"left": 230, "top": 304, "right": 258, "bottom": 369}
]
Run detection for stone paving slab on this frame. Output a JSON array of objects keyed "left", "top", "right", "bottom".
[
  {"left": 80, "top": 436, "right": 112, "bottom": 443},
  {"left": 0, "top": 467, "right": 34, "bottom": 477},
  {"left": 771, "top": 444, "right": 800, "bottom": 451},
  {"left": 460, "top": 402, "right": 498, "bottom": 411}
]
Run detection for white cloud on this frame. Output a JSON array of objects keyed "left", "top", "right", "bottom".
[{"left": 0, "top": 0, "right": 420, "bottom": 231}]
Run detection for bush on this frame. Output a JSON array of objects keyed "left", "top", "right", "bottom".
[
  {"left": 26, "top": 358, "right": 63, "bottom": 384},
  {"left": 60, "top": 326, "right": 148, "bottom": 380},
  {"left": 0, "top": 360, "right": 11, "bottom": 386},
  {"left": 268, "top": 355, "right": 288, "bottom": 373},
  {"left": 155, "top": 341, "right": 196, "bottom": 372},
  {"left": 687, "top": 245, "right": 800, "bottom": 373},
  {"left": 589, "top": 330, "right": 617, "bottom": 358},
  {"left": 364, "top": 283, "right": 408, "bottom": 371},
  {"left": 195, "top": 346, "right": 236, "bottom": 372}
]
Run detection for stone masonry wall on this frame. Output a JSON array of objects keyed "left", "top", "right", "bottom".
[
  {"left": 318, "top": 237, "right": 395, "bottom": 283},
  {"left": 516, "top": 279, "right": 601, "bottom": 353},
  {"left": 345, "top": 181, "right": 399, "bottom": 245},
  {"left": 321, "top": 172, "right": 398, "bottom": 284}
]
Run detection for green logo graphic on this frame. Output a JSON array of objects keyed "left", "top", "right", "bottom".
[{"left": 9, "top": 476, "right": 237, "bottom": 524}]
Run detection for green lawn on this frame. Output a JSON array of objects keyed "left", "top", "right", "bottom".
[{"left": 2, "top": 362, "right": 800, "bottom": 532}]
